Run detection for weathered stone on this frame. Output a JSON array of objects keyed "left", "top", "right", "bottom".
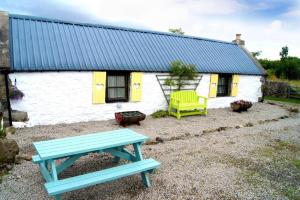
[
  {"left": 0, "top": 138, "right": 19, "bottom": 164},
  {"left": 288, "top": 107, "right": 299, "bottom": 113},
  {"left": 4, "top": 110, "right": 28, "bottom": 122},
  {"left": 145, "top": 140, "right": 159, "bottom": 145},
  {"left": 5, "top": 164, "right": 12, "bottom": 170},
  {"left": 0, "top": 11, "right": 10, "bottom": 70},
  {"left": 5, "top": 126, "right": 16, "bottom": 135},
  {"left": 155, "top": 137, "right": 164, "bottom": 143}
]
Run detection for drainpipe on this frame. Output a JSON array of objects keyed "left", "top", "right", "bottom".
[{"left": 4, "top": 72, "right": 12, "bottom": 126}]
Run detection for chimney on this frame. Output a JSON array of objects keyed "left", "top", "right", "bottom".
[{"left": 232, "top": 33, "right": 245, "bottom": 46}]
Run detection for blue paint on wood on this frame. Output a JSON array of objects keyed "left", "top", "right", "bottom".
[
  {"left": 33, "top": 129, "right": 149, "bottom": 160},
  {"left": 45, "top": 159, "right": 160, "bottom": 196}
]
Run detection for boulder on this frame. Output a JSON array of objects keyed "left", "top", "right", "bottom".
[
  {"left": 4, "top": 110, "right": 28, "bottom": 122},
  {"left": 0, "top": 138, "right": 19, "bottom": 164},
  {"left": 5, "top": 126, "right": 16, "bottom": 135}
]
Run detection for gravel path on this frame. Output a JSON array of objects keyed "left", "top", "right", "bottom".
[{"left": 0, "top": 102, "right": 299, "bottom": 200}]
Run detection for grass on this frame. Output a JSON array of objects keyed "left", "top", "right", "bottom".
[
  {"left": 284, "top": 186, "right": 300, "bottom": 200},
  {"left": 265, "top": 96, "right": 300, "bottom": 104},
  {"left": 292, "top": 160, "right": 300, "bottom": 170},
  {"left": 151, "top": 110, "right": 169, "bottom": 118}
]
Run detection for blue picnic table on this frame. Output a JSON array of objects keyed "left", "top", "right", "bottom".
[{"left": 32, "top": 129, "right": 160, "bottom": 200}]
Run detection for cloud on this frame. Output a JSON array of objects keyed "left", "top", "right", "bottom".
[{"left": 269, "top": 20, "right": 283, "bottom": 31}]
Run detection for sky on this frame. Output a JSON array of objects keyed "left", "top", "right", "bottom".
[{"left": 1, "top": 0, "right": 299, "bottom": 60}]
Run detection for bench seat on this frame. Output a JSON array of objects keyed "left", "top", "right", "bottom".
[
  {"left": 45, "top": 159, "right": 160, "bottom": 196},
  {"left": 32, "top": 155, "right": 42, "bottom": 163}
]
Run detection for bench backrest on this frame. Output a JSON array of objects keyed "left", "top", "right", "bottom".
[{"left": 170, "top": 90, "right": 198, "bottom": 103}]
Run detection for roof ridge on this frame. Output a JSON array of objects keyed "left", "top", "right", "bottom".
[{"left": 9, "top": 13, "right": 235, "bottom": 45}]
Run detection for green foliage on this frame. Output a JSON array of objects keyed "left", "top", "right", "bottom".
[
  {"left": 292, "top": 159, "right": 300, "bottom": 170},
  {"left": 284, "top": 186, "right": 300, "bottom": 200},
  {"left": 165, "top": 60, "right": 197, "bottom": 90},
  {"left": 259, "top": 47, "right": 300, "bottom": 80},
  {"left": 264, "top": 96, "right": 300, "bottom": 104},
  {"left": 168, "top": 28, "right": 184, "bottom": 35},
  {"left": 151, "top": 110, "right": 169, "bottom": 118},
  {"left": 0, "top": 117, "right": 6, "bottom": 138},
  {"left": 280, "top": 46, "right": 289, "bottom": 60},
  {"left": 251, "top": 51, "right": 261, "bottom": 58}
]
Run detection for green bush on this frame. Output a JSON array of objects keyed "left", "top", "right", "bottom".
[
  {"left": 151, "top": 110, "right": 169, "bottom": 118},
  {"left": 0, "top": 117, "right": 6, "bottom": 138}
]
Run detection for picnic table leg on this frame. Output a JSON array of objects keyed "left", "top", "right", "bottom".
[
  {"left": 50, "top": 160, "right": 62, "bottom": 200},
  {"left": 133, "top": 143, "right": 151, "bottom": 187}
]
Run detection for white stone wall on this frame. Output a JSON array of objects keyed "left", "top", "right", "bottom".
[
  {"left": 197, "top": 74, "right": 263, "bottom": 108},
  {"left": 9, "top": 72, "right": 262, "bottom": 126}
]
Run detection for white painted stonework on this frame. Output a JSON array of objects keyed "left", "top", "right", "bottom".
[{"left": 9, "top": 72, "right": 262, "bottom": 127}]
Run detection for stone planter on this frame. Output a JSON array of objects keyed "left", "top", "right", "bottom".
[{"left": 231, "top": 100, "right": 252, "bottom": 112}]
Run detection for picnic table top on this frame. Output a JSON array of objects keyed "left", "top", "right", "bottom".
[{"left": 33, "top": 129, "right": 149, "bottom": 160}]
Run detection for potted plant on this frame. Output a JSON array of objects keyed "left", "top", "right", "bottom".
[{"left": 230, "top": 100, "right": 252, "bottom": 112}]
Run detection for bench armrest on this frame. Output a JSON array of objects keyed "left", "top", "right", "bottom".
[{"left": 170, "top": 97, "right": 180, "bottom": 103}]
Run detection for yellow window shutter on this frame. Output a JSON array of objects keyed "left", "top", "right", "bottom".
[
  {"left": 92, "top": 72, "right": 106, "bottom": 104},
  {"left": 209, "top": 74, "right": 219, "bottom": 97},
  {"left": 231, "top": 74, "right": 240, "bottom": 97},
  {"left": 130, "top": 72, "right": 143, "bottom": 102}
]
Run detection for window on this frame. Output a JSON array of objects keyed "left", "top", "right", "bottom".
[
  {"left": 106, "top": 72, "right": 129, "bottom": 102},
  {"left": 217, "top": 74, "right": 232, "bottom": 97}
]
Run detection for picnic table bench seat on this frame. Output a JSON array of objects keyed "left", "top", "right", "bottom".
[
  {"left": 45, "top": 159, "right": 159, "bottom": 196},
  {"left": 168, "top": 90, "right": 207, "bottom": 119}
]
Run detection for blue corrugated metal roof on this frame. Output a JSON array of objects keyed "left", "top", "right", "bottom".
[{"left": 9, "top": 14, "right": 264, "bottom": 75}]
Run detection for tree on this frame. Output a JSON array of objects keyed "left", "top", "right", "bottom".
[
  {"left": 164, "top": 60, "right": 197, "bottom": 90},
  {"left": 259, "top": 46, "right": 300, "bottom": 80},
  {"left": 251, "top": 51, "right": 261, "bottom": 58},
  {"left": 280, "top": 46, "right": 288, "bottom": 60},
  {"left": 168, "top": 28, "right": 184, "bottom": 35}
]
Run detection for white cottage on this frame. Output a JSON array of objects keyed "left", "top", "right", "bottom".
[{"left": 1, "top": 13, "right": 265, "bottom": 126}]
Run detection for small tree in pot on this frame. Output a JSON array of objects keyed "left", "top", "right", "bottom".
[{"left": 164, "top": 60, "right": 197, "bottom": 91}]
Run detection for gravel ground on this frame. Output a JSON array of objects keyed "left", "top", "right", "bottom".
[{"left": 0, "top": 102, "right": 300, "bottom": 200}]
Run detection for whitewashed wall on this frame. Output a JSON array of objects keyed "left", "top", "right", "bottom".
[
  {"left": 197, "top": 74, "right": 263, "bottom": 108},
  {"left": 9, "top": 72, "right": 262, "bottom": 126}
]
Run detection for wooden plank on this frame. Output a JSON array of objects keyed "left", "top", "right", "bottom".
[
  {"left": 36, "top": 134, "right": 142, "bottom": 153},
  {"left": 36, "top": 137, "right": 148, "bottom": 160},
  {"left": 34, "top": 129, "right": 149, "bottom": 160},
  {"left": 39, "top": 162, "right": 52, "bottom": 182},
  {"left": 56, "top": 154, "right": 82, "bottom": 175},
  {"left": 45, "top": 159, "right": 160, "bottom": 196},
  {"left": 34, "top": 129, "right": 145, "bottom": 147},
  {"left": 51, "top": 160, "right": 58, "bottom": 181},
  {"left": 133, "top": 143, "right": 151, "bottom": 187},
  {"left": 32, "top": 155, "right": 42, "bottom": 163},
  {"left": 104, "top": 148, "right": 136, "bottom": 162}
]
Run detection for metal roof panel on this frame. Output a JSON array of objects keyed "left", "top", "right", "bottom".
[{"left": 9, "top": 14, "right": 264, "bottom": 75}]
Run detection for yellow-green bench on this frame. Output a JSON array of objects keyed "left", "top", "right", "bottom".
[{"left": 168, "top": 90, "right": 207, "bottom": 119}]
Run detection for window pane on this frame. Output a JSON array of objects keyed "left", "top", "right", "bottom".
[
  {"left": 116, "top": 76, "right": 125, "bottom": 87},
  {"left": 107, "top": 76, "right": 125, "bottom": 87},
  {"left": 108, "top": 88, "right": 125, "bottom": 99},
  {"left": 217, "top": 85, "right": 225, "bottom": 95},
  {"left": 108, "top": 76, "right": 116, "bottom": 87}
]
